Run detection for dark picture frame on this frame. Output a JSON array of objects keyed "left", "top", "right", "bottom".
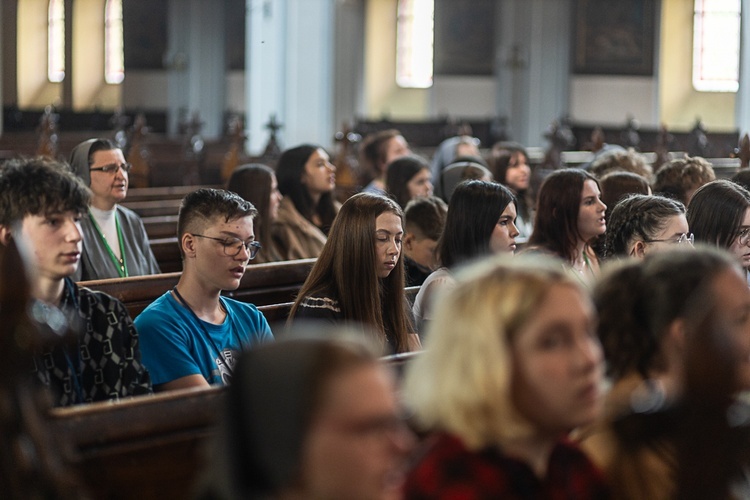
[
  {"left": 572, "top": 0, "right": 656, "bottom": 76},
  {"left": 433, "top": 0, "right": 495, "bottom": 76}
]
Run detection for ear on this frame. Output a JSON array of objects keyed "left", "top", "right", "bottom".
[
  {"left": 664, "top": 318, "right": 687, "bottom": 361},
  {"left": 631, "top": 240, "right": 647, "bottom": 258},
  {"left": 403, "top": 232, "right": 416, "bottom": 251},
  {"left": 0, "top": 225, "right": 12, "bottom": 246},
  {"left": 181, "top": 233, "right": 197, "bottom": 258}
]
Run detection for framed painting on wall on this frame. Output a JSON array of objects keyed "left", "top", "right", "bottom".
[{"left": 572, "top": 0, "right": 656, "bottom": 76}]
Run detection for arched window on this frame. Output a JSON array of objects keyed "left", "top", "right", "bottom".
[
  {"left": 105, "top": 0, "right": 124, "bottom": 84},
  {"left": 693, "top": 0, "right": 741, "bottom": 92},
  {"left": 396, "top": 0, "right": 434, "bottom": 88},
  {"left": 48, "top": 0, "right": 65, "bottom": 83}
]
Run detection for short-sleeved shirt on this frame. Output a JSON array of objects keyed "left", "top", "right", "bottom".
[{"left": 135, "top": 292, "right": 273, "bottom": 386}]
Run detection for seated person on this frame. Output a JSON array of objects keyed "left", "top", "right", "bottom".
[
  {"left": 413, "top": 180, "right": 518, "bottom": 333},
  {"left": 402, "top": 196, "right": 447, "bottom": 287},
  {"left": 430, "top": 135, "right": 481, "bottom": 182},
  {"left": 526, "top": 168, "right": 606, "bottom": 283},
  {"left": 134, "top": 188, "right": 273, "bottom": 391},
  {"left": 604, "top": 194, "right": 689, "bottom": 260},
  {"left": 226, "top": 163, "right": 283, "bottom": 264},
  {"left": 359, "top": 129, "right": 412, "bottom": 194},
  {"left": 435, "top": 156, "right": 493, "bottom": 202},
  {"left": 0, "top": 157, "right": 152, "bottom": 406},
  {"left": 288, "top": 193, "right": 417, "bottom": 354},
  {"left": 385, "top": 154, "right": 433, "bottom": 209},
  {"left": 272, "top": 144, "right": 340, "bottom": 260},
  {"left": 490, "top": 141, "right": 535, "bottom": 242},
  {"left": 69, "top": 138, "right": 161, "bottom": 280},
  {"left": 652, "top": 156, "right": 715, "bottom": 206},
  {"left": 581, "top": 247, "right": 750, "bottom": 498},
  {"left": 402, "top": 255, "right": 608, "bottom": 498},
  {"left": 197, "top": 333, "right": 414, "bottom": 499}
]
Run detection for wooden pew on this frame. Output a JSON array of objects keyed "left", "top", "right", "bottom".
[
  {"left": 122, "top": 198, "right": 184, "bottom": 218},
  {"left": 126, "top": 185, "right": 218, "bottom": 203},
  {"left": 141, "top": 214, "right": 179, "bottom": 240},
  {"left": 78, "top": 258, "right": 317, "bottom": 319},
  {"left": 149, "top": 237, "right": 182, "bottom": 273},
  {"left": 46, "top": 336, "right": 421, "bottom": 499}
]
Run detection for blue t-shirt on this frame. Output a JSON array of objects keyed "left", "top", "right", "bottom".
[{"left": 135, "top": 292, "right": 273, "bottom": 386}]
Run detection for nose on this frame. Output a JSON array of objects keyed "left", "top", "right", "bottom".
[
  {"left": 598, "top": 199, "right": 607, "bottom": 212},
  {"left": 236, "top": 242, "right": 252, "bottom": 261},
  {"left": 510, "top": 221, "right": 520, "bottom": 239},
  {"left": 67, "top": 219, "right": 83, "bottom": 243},
  {"left": 388, "top": 421, "right": 416, "bottom": 455},
  {"left": 577, "top": 335, "right": 603, "bottom": 373},
  {"left": 327, "top": 161, "right": 336, "bottom": 173}
]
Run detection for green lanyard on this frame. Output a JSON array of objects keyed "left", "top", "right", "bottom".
[{"left": 88, "top": 210, "right": 129, "bottom": 278}]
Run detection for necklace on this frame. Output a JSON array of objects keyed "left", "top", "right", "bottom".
[
  {"left": 171, "top": 286, "right": 236, "bottom": 378},
  {"left": 88, "top": 210, "right": 129, "bottom": 277}
]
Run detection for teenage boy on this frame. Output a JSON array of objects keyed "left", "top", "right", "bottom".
[
  {"left": 0, "top": 158, "right": 152, "bottom": 406},
  {"left": 135, "top": 189, "right": 273, "bottom": 391},
  {"left": 403, "top": 196, "right": 448, "bottom": 286}
]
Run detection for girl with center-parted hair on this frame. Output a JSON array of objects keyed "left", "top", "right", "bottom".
[
  {"left": 288, "top": 192, "right": 418, "bottom": 354},
  {"left": 687, "top": 179, "right": 750, "bottom": 277},
  {"left": 411, "top": 180, "right": 519, "bottom": 333},
  {"left": 402, "top": 255, "right": 608, "bottom": 498},
  {"left": 196, "top": 334, "right": 415, "bottom": 499},
  {"left": 271, "top": 144, "right": 339, "bottom": 260},
  {"left": 527, "top": 168, "right": 607, "bottom": 283},
  {"left": 580, "top": 247, "right": 750, "bottom": 499},
  {"left": 226, "top": 164, "right": 283, "bottom": 264},
  {"left": 604, "top": 194, "right": 690, "bottom": 260}
]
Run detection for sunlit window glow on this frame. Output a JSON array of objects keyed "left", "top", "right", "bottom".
[
  {"left": 48, "top": 0, "right": 65, "bottom": 83},
  {"left": 105, "top": 0, "right": 125, "bottom": 84},
  {"left": 693, "top": 0, "right": 740, "bottom": 92},
  {"left": 396, "top": 0, "right": 434, "bottom": 89}
]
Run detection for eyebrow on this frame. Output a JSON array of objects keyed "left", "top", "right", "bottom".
[
  {"left": 375, "top": 229, "right": 403, "bottom": 235},
  {"left": 217, "top": 231, "right": 255, "bottom": 241}
]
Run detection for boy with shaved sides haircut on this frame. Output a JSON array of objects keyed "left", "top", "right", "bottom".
[
  {"left": 0, "top": 158, "right": 151, "bottom": 406},
  {"left": 135, "top": 189, "right": 273, "bottom": 391},
  {"left": 403, "top": 196, "right": 447, "bottom": 286}
]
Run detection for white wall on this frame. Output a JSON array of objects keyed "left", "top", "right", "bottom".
[
  {"left": 429, "top": 76, "right": 495, "bottom": 118},
  {"left": 569, "top": 76, "right": 659, "bottom": 126}
]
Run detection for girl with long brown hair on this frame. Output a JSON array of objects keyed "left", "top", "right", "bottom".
[{"left": 288, "top": 193, "right": 416, "bottom": 353}]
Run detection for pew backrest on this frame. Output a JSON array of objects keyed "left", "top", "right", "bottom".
[{"left": 79, "top": 258, "right": 316, "bottom": 318}]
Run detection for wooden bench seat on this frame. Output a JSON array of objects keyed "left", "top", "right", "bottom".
[
  {"left": 78, "top": 258, "right": 317, "bottom": 319},
  {"left": 149, "top": 237, "right": 182, "bottom": 273}
]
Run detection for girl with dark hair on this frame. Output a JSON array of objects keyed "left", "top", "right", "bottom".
[
  {"left": 687, "top": 179, "right": 750, "bottom": 277},
  {"left": 490, "top": 141, "right": 534, "bottom": 241},
  {"left": 226, "top": 164, "right": 283, "bottom": 263},
  {"left": 359, "top": 129, "right": 411, "bottom": 194},
  {"left": 581, "top": 247, "right": 750, "bottom": 498},
  {"left": 527, "top": 168, "right": 606, "bottom": 282},
  {"left": 412, "top": 180, "right": 518, "bottom": 333},
  {"left": 271, "top": 144, "right": 339, "bottom": 260},
  {"left": 385, "top": 155, "right": 433, "bottom": 209},
  {"left": 288, "top": 193, "right": 417, "bottom": 353},
  {"left": 604, "top": 194, "right": 689, "bottom": 259}
]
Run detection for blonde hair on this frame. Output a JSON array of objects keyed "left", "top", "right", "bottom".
[{"left": 403, "top": 254, "right": 582, "bottom": 450}]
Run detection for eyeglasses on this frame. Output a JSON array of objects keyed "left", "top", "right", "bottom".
[
  {"left": 191, "top": 234, "right": 261, "bottom": 259},
  {"left": 89, "top": 163, "right": 132, "bottom": 174},
  {"left": 736, "top": 227, "right": 750, "bottom": 246},
  {"left": 643, "top": 232, "right": 694, "bottom": 246}
]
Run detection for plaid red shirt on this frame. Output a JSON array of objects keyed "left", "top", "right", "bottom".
[{"left": 403, "top": 433, "right": 609, "bottom": 499}]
